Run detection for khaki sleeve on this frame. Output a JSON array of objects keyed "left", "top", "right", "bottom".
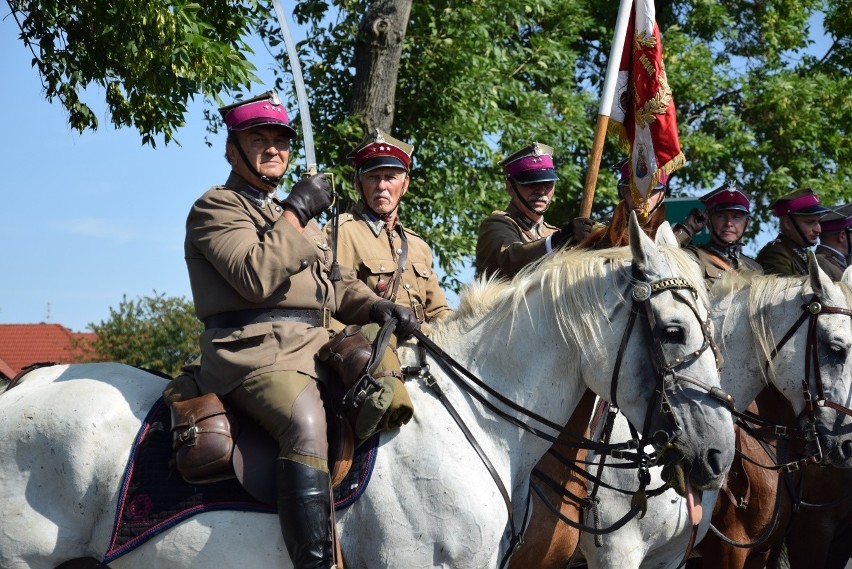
[
  {"left": 475, "top": 215, "right": 548, "bottom": 279},
  {"left": 755, "top": 244, "right": 795, "bottom": 276}
]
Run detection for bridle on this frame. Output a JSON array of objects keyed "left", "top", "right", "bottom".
[
  {"left": 708, "top": 292, "right": 852, "bottom": 549},
  {"left": 403, "top": 263, "right": 733, "bottom": 567},
  {"left": 759, "top": 295, "right": 852, "bottom": 467}
]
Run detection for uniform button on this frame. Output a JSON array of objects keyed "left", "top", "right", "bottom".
[
  {"left": 396, "top": 248, "right": 403, "bottom": 255},
  {"left": 379, "top": 265, "right": 385, "bottom": 271},
  {"left": 300, "top": 259, "right": 309, "bottom": 268},
  {"left": 404, "top": 283, "right": 411, "bottom": 289},
  {"left": 275, "top": 205, "right": 282, "bottom": 212}
]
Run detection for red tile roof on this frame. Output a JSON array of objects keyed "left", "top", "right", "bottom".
[{"left": 0, "top": 324, "right": 96, "bottom": 378}]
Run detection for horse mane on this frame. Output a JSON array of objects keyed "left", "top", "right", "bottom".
[
  {"left": 447, "top": 244, "right": 707, "bottom": 359},
  {"left": 712, "top": 271, "right": 810, "bottom": 378}
]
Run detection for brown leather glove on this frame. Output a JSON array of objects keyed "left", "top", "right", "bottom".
[
  {"left": 675, "top": 208, "right": 708, "bottom": 238},
  {"left": 552, "top": 217, "right": 594, "bottom": 249}
]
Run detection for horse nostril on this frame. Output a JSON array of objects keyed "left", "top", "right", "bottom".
[{"left": 707, "top": 448, "right": 725, "bottom": 477}]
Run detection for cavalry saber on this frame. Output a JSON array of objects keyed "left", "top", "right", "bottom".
[
  {"left": 269, "top": 2, "right": 343, "bottom": 280},
  {"left": 270, "top": 0, "right": 317, "bottom": 175}
]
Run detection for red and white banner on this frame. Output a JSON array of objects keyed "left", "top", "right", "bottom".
[{"left": 608, "top": 0, "right": 685, "bottom": 208}]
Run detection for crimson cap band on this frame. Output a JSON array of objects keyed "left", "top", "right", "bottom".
[
  {"left": 500, "top": 142, "right": 559, "bottom": 184},
  {"left": 616, "top": 160, "right": 668, "bottom": 189},
  {"left": 770, "top": 188, "right": 830, "bottom": 217},
  {"left": 349, "top": 128, "right": 414, "bottom": 173},
  {"left": 820, "top": 203, "right": 852, "bottom": 232},
  {"left": 218, "top": 90, "right": 297, "bottom": 138},
  {"left": 699, "top": 181, "right": 752, "bottom": 214}
]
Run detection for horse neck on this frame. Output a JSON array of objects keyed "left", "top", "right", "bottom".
[{"left": 426, "top": 310, "right": 585, "bottom": 483}]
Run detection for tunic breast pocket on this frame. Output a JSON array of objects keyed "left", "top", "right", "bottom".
[
  {"left": 362, "top": 258, "right": 397, "bottom": 296},
  {"left": 411, "top": 262, "right": 432, "bottom": 291}
]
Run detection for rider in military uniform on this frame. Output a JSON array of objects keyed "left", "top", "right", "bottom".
[
  {"left": 325, "top": 129, "right": 452, "bottom": 334},
  {"left": 815, "top": 204, "right": 852, "bottom": 281},
  {"left": 184, "top": 91, "right": 417, "bottom": 569},
  {"left": 475, "top": 142, "right": 594, "bottom": 279},
  {"left": 683, "top": 181, "right": 762, "bottom": 287},
  {"left": 756, "top": 188, "right": 830, "bottom": 275},
  {"left": 582, "top": 161, "right": 702, "bottom": 249}
]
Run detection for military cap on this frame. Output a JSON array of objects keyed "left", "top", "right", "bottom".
[
  {"left": 349, "top": 129, "right": 414, "bottom": 173},
  {"left": 770, "top": 188, "right": 830, "bottom": 217},
  {"left": 700, "top": 181, "right": 752, "bottom": 214},
  {"left": 218, "top": 90, "right": 296, "bottom": 138},
  {"left": 820, "top": 204, "right": 852, "bottom": 232},
  {"left": 500, "top": 142, "right": 559, "bottom": 184}
]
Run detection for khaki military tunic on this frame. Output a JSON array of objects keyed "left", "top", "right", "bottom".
[
  {"left": 684, "top": 243, "right": 763, "bottom": 288},
  {"left": 756, "top": 234, "right": 810, "bottom": 276},
  {"left": 323, "top": 202, "right": 452, "bottom": 329},
  {"left": 475, "top": 203, "right": 559, "bottom": 279},
  {"left": 815, "top": 244, "right": 848, "bottom": 281},
  {"left": 185, "top": 173, "right": 379, "bottom": 395}
]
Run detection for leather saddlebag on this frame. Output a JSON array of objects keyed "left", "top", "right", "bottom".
[
  {"left": 170, "top": 392, "right": 237, "bottom": 483},
  {"left": 318, "top": 325, "right": 373, "bottom": 388}
]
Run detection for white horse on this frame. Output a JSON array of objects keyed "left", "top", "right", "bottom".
[
  {"left": 577, "top": 262, "right": 852, "bottom": 569},
  {"left": 0, "top": 217, "right": 735, "bottom": 569}
]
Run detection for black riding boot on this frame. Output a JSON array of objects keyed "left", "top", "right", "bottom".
[{"left": 276, "top": 459, "right": 335, "bottom": 569}]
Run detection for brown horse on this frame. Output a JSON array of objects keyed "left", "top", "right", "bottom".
[
  {"left": 783, "top": 465, "right": 852, "bottom": 568},
  {"left": 695, "top": 386, "right": 806, "bottom": 569},
  {"left": 508, "top": 389, "right": 595, "bottom": 569}
]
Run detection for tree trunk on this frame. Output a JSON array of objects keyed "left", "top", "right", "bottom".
[{"left": 351, "top": 0, "right": 412, "bottom": 133}]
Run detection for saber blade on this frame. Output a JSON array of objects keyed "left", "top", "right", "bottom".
[{"left": 270, "top": 0, "right": 317, "bottom": 174}]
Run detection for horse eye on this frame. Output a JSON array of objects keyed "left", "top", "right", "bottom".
[
  {"left": 660, "top": 326, "right": 685, "bottom": 343},
  {"left": 828, "top": 343, "right": 848, "bottom": 357}
]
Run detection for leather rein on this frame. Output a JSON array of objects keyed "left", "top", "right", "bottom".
[{"left": 404, "top": 270, "right": 733, "bottom": 567}]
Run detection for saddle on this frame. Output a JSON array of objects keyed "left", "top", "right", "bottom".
[
  {"left": 169, "top": 321, "right": 402, "bottom": 502},
  {"left": 170, "top": 391, "right": 357, "bottom": 504}
]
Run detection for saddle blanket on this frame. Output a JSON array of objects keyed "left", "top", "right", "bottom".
[{"left": 102, "top": 398, "right": 379, "bottom": 565}]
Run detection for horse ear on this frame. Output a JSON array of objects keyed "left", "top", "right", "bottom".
[
  {"left": 807, "top": 251, "right": 829, "bottom": 297},
  {"left": 843, "top": 265, "right": 852, "bottom": 288},
  {"left": 629, "top": 211, "right": 663, "bottom": 276},
  {"left": 654, "top": 221, "right": 679, "bottom": 248}
]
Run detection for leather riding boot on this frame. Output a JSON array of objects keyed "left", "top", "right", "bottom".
[{"left": 276, "top": 459, "right": 335, "bottom": 569}]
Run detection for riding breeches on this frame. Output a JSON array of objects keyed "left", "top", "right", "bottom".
[{"left": 225, "top": 370, "right": 329, "bottom": 472}]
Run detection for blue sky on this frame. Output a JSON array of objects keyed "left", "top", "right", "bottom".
[
  {"left": 0, "top": 13, "right": 334, "bottom": 331},
  {"left": 1, "top": 15, "right": 227, "bottom": 331},
  {"left": 0, "top": 10, "right": 831, "bottom": 332}
]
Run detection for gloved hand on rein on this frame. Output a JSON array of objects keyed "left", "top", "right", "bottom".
[
  {"left": 283, "top": 174, "right": 331, "bottom": 226},
  {"left": 675, "top": 207, "right": 708, "bottom": 238},
  {"left": 370, "top": 300, "right": 420, "bottom": 338},
  {"left": 552, "top": 217, "right": 595, "bottom": 249}
]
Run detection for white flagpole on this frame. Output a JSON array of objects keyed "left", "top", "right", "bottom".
[{"left": 579, "top": 0, "right": 633, "bottom": 217}]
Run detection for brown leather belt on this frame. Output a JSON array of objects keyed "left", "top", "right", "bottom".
[{"left": 204, "top": 308, "right": 323, "bottom": 330}]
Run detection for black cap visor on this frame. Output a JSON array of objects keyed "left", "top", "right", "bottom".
[
  {"left": 359, "top": 156, "right": 408, "bottom": 174},
  {"left": 511, "top": 168, "right": 559, "bottom": 184}
]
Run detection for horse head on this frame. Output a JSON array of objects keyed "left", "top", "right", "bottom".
[
  {"left": 713, "top": 257, "right": 852, "bottom": 470},
  {"left": 581, "top": 216, "right": 735, "bottom": 496},
  {"left": 804, "top": 260, "right": 852, "bottom": 467}
]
